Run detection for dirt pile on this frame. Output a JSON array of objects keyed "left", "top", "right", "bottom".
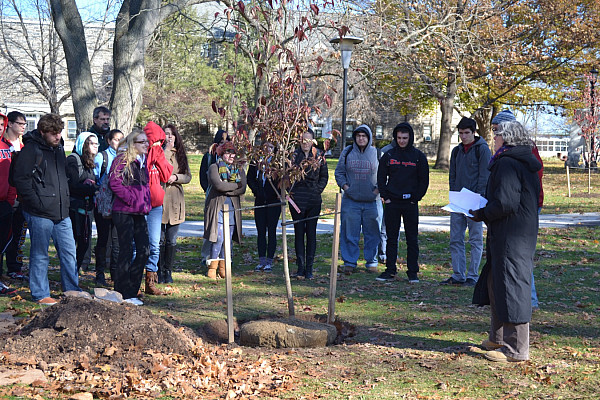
[
  {"left": 0, "top": 297, "right": 295, "bottom": 399},
  {"left": 3, "top": 296, "right": 195, "bottom": 369}
]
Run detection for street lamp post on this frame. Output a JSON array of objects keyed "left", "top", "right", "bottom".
[
  {"left": 330, "top": 36, "right": 363, "bottom": 152},
  {"left": 590, "top": 67, "right": 598, "bottom": 168}
]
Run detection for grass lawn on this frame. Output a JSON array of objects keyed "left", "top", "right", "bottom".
[{"left": 1, "top": 155, "right": 599, "bottom": 398}]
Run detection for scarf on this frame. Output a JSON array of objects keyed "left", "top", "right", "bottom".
[
  {"left": 217, "top": 159, "right": 240, "bottom": 183},
  {"left": 489, "top": 145, "right": 511, "bottom": 166}
]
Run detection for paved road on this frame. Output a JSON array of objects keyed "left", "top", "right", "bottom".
[{"left": 172, "top": 212, "right": 600, "bottom": 237}]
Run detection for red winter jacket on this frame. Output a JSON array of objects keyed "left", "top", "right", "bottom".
[
  {"left": 0, "top": 113, "right": 17, "bottom": 206},
  {"left": 531, "top": 143, "right": 544, "bottom": 208},
  {"left": 143, "top": 121, "right": 173, "bottom": 208}
]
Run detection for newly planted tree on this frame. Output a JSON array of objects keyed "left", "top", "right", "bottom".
[{"left": 214, "top": 0, "right": 339, "bottom": 316}]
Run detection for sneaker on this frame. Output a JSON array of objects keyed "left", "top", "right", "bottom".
[
  {"left": 263, "top": 264, "right": 272, "bottom": 272},
  {"left": 7, "top": 272, "right": 26, "bottom": 280},
  {"left": 305, "top": 274, "right": 314, "bottom": 280},
  {"left": 123, "top": 298, "right": 144, "bottom": 306},
  {"left": 440, "top": 277, "right": 464, "bottom": 285},
  {"left": 408, "top": 278, "right": 420, "bottom": 284},
  {"left": 376, "top": 271, "right": 396, "bottom": 282},
  {"left": 0, "top": 282, "right": 17, "bottom": 296},
  {"left": 464, "top": 278, "right": 477, "bottom": 287},
  {"left": 36, "top": 297, "right": 58, "bottom": 305},
  {"left": 343, "top": 266, "right": 354, "bottom": 275},
  {"left": 366, "top": 266, "right": 378, "bottom": 274},
  {"left": 254, "top": 264, "right": 264, "bottom": 272}
]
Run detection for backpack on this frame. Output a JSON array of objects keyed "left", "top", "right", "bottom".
[
  {"left": 95, "top": 173, "right": 114, "bottom": 219},
  {"left": 94, "top": 150, "right": 114, "bottom": 219},
  {"left": 8, "top": 145, "right": 43, "bottom": 188},
  {"left": 99, "top": 150, "right": 108, "bottom": 178},
  {"left": 66, "top": 152, "right": 84, "bottom": 180}
]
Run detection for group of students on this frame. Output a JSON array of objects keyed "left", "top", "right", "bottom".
[
  {"left": 2, "top": 107, "right": 540, "bottom": 363},
  {"left": 199, "top": 128, "right": 330, "bottom": 281},
  {"left": 1, "top": 107, "right": 191, "bottom": 306},
  {"left": 78, "top": 120, "right": 191, "bottom": 305}
]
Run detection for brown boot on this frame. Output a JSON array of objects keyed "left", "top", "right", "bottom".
[
  {"left": 218, "top": 259, "right": 226, "bottom": 279},
  {"left": 145, "top": 271, "right": 164, "bottom": 295},
  {"left": 207, "top": 259, "right": 219, "bottom": 280}
]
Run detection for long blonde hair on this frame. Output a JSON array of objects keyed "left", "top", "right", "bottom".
[{"left": 115, "top": 128, "right": 146, "bottom": 181}]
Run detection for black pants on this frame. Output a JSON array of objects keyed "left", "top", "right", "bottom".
[
  {"left": 69, "top": 208, "right": 93, "bottom": 271},
  {"left": 384, "top": 201, "right": 420, "bottom": 279},
  {"left": 0, "top": 202, "right": 13, "bottom": 276},
  {"left": 94, "top": 207, "right": 119, "bottom": 270},
  {"left": 112, "top": 213, "right": 149, "bottom": 300},
  {"left": 160, "top": 223, "right": 180, "bottom": 247},
  {"left": 255, "top": 202, "right": 281, "bottom": 260},
  {"left": 3, "top": 204, "right": 26, "bottom": 274},
  {"left": 290, "top": 204, "right": 320, "bottom": 276}
]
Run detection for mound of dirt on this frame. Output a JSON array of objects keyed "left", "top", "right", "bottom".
[
  {"left": 0, "top": 297, "right": 296, "bottom": 398},
  {"left": 2, "top": 296, "right": 196, "bottom": 369}
]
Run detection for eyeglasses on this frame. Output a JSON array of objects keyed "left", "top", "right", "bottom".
[
  {"left": 494, "top": 133, "right": 503, "bottom": 138},
  {"left": 11, "top": 121, "right": 26, "bottom": 126},
  {"left": 134, "top": 140, "right": 149, "bottom": 144}
]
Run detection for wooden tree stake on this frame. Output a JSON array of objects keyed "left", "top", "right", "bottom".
[
  {"left": 223, "top": 203, "right": 235, "bottom": 344},
  {"left": 328, "top": 193, "right": 342, "bottom": 325}
]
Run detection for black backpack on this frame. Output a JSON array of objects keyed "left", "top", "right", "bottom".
[{"left": 8, "top": 145, "right": 43, "bottom": 188}]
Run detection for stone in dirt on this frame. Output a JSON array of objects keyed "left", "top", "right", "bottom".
[
  {"left": 0, "top": 368, "right": 47, "bottom": 385},
  {"left": 240, "top": 318, "right": 337, "bottom": 348},
  {"left": 202, "top": 318, "right": 239, "bottom": 343}
]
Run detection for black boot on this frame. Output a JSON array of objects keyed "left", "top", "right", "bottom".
[
  {"left": 164, "top": 244, "right": 176, "bottom": 283},
  {"left": 157, "top": 244, "right": 166, "bottom": 283}
]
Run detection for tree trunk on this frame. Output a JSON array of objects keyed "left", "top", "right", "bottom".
[
  {"left": 109, "top": 0, "right": 162, "bottom": 133},
  {"left": 49, "top": 0, "right": 96, "bottom": 130},
  {"left": 473, "top": 106, "right": 495, "bottom": 148},
  {"left": 433, "top": 68, "right": 458, "bottom": 170}
]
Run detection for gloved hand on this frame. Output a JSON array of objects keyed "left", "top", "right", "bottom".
[{"left": 469, "top": 208, "right": 485, "bottom": 222}]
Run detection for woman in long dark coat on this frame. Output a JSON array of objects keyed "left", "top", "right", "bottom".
[{"left": 470, "top": 120, "right": 541, "bottom": 363}]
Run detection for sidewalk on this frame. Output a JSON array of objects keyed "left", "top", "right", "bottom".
[{"left": 172, "top": 212, "right": 600, "bottom": 237}]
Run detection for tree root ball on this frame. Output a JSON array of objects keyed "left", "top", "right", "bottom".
[{"left": 239, "top": 318, "right": 337, "bottom": 348}]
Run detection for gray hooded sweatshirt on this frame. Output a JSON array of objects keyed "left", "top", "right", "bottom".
[{"left": 334, "top": 124, "right": 380, "bottom": 202}]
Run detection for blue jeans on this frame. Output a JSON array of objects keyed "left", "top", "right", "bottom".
[
  {"left": 377, "top": 200, "right": 386, "bottom": 262},
  {"left": 144, "top": 206, "right": 163, "bottom": 272},
  {"left": 449, "top": 212, "right": 483, "bottom": 282},
  {"left": 340, "top": 197, "right": 380, "bottom": 269},
  {"left": 23, "top": 211, "right": 80, "bottom": 301}
]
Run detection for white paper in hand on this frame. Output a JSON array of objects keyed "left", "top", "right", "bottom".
[{"left": 441, "top": 188, "right": 488, "bottom": 217}]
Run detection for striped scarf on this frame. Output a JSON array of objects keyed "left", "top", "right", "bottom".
[{"left": 217, "top": 159, "right": 240, "bottom": 183}]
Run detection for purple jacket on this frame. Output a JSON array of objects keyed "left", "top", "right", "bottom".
[{"left": 109, "top": 154, "right": 151, "bottom": 215}]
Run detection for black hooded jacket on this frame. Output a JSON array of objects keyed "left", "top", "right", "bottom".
[
  {"left": 199, "top": 129, "right": 227, "bottom": 192},
  {"left": 13, "top": 130, "right": 70, "bottom": 220},
  {"left": 377, "top": 123, "right": 429, "bottom": 203},
  {"left": 474, "top": 145, "right": 541, "bottom": 323}
]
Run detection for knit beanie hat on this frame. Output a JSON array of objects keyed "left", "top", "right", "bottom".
[
  {"left": 217, "top": 141, "right": 236, "bottom": 156},
  {"left": 491, "top": 110, "right": 516, "bottom": 125}
]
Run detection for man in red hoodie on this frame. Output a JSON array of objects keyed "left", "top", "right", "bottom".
[
  {"left": 142, "top": 122, "right": 173, "bottom": 295},
  {"left": 0, "top": 112, "right": 19, "bottom": 296},
  {"left": 3, "top": 111, "right": 28, "bottom": 281}
]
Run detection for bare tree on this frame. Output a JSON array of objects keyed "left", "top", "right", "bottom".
[
  {"left": 0, "top": 0, "right": 71, "bottom": 114},
  {"left": 47, "top": 0, "right": 215, "bottom": 134}
]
